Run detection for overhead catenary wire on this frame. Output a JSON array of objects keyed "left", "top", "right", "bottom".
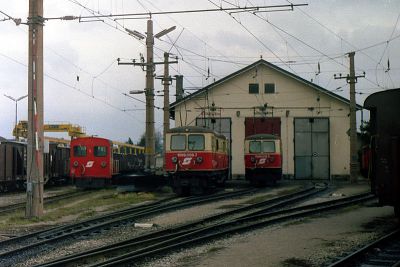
[
  {"left": 3, "top": 0, "right": 399, "bottom": 119},
  {"left": 67, "top": 0, "right": 204, "bottom": 108},
  {"left": 44, "top": 3, "right": 308, "bottom": 20},
  {"left": 61, "top": 0, "right": 396, "bottom": 96},
  {"left": 247, "top": 1, "right": 388, "bottom": 90},
  {"left": 0, "top": 50, "right": 150, "bottom": 123},
  {"left": 374, "top": 12, "right": 400, "bottom": 88}
]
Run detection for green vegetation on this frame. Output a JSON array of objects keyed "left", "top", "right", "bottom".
[{"left": 0, "top": 189, "right": 156, "bottom": 231}]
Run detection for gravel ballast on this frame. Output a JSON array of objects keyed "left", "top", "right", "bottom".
[{"left": 1, "top": 181, "right": 397, "bottom": 267}]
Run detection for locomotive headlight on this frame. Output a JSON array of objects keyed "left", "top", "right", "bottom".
[
  {"left": 269, "top": 156, "right": 275, "bottom": 163},
  {"left": 101, "top": 161, "right": 107, "bottom": 168},
  {"left": 250, "top": 156, "right": 256, "bottom": 163},
  {"left": 172, "top": 156, "right": 178, "bottom": 163},
  {"left": 196, "top": 156, "right": 203, "bottom": 163},
  {"left": 73, "top": 161, "right": 79, "bottom": 167}
]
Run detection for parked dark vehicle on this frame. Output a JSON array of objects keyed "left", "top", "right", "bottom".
[
  {"left": 364, "top": 88, "right": 400, "bottom": 217},
  {"left": 0, "top": 140, "right": 26, "bottom": 191},
  {"left": 44, "top": 143, "right": 70, "bottom": 185},
  {"left": 0, "top": 139, "right": 70, "bottom": 192}
]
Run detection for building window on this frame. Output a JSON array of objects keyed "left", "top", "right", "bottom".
[
  {"left": 264, "top": 83, "right": 275, "bottom": 94},
  {"left": 249, "top": 83, "right": 259, "bottom": 94}
]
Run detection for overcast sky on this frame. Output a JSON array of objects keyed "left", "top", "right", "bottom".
[{"left": 0, "top": 0, "right": 399, "bottom": 142}]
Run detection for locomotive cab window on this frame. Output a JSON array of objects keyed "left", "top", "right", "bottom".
[
  {"left": 171, "top": 135, "right": 186, "bottom": 150},
  {"left": 262, "top": 141, "right": 275, "bottom": 153},
  {"left": 249, "top": 141, "right": 261, "bottom": 153},
  {"left": 188, "top": 134, "right": 205, "bottom": 151},
  {"left": 94, "top": 146, "right": 107, "bottom": 157},
  {"left": 73, "top": 145, "right": 87, "bottom": 157}
]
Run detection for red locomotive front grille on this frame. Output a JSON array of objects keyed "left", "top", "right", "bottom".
[
  {"left": 244, "top": 153, "right": 282, "bottom": 169},
  {"left": 165, "top": 151, "right": 228, "bottom": 172}
]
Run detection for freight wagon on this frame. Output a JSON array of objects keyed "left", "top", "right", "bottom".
[
  {"left": 364, "top": 88, "right": 400, "bottom": 217},
  {"left": 0, "top": 140, "right": 70, "bottom": 191}
]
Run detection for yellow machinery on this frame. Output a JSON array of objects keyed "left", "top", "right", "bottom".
[
  {"left": 13, "top": 120, "right": 86, "bottom": 140},
  {"left": 112, "top": 141, "right": 145, "bottom": 155},
  {"left": 13, "top": 121, "right": 144, "bottom": 152}
]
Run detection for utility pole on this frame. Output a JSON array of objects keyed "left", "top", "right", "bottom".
[
  {"left": 156, "top": 52, "right": 178, "bottom": 164},
  {"left": 118, "top": 20, "right": 175, "bottom": 171},
  {"left": 26, "top": 0, "right": 44, "bottom": 217},
  {"left": 145, "top": 19, "right": 155, "bottom": 171},
  {"left": 163, "top": 52, "right": 171, "bottom": 146},
  {"left": 334, "top": 52, "right": 365, "bottom": 183}
]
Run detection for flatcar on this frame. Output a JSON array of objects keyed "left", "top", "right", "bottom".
[
  {"left": 165, "top": 126, "right": 229, "bottom": 195},
  {"left": 244, "top": 134, "right": 282, "bottom": 186},
  {"left": 70, "top": 137, "right": 144, "bottom": 188},
  {"left": 364, "top": 88, "right": 400, "bottom": 217}
]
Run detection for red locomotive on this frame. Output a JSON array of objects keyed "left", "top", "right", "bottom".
[
  {"left": 70, "top": 137, "right": 144, "bottom": 188},
  {"left": 165, "top": 126, "right": 229, "bottom": 195},
  {"left": 244, "top": 134, "right": 282, "bottom": 186}
]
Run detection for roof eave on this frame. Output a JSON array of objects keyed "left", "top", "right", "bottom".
[{"left": 170, "top": 59, "right": 362, "bottom": 113}]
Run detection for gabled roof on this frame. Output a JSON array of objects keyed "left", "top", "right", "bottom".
[{"left": 170, "top": 59, "right": 362, "bottom": 111}]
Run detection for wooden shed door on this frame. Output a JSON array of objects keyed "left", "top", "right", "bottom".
[
  {"left": 245, "top": 117, "right": 281, "bottom": 137},
  {"left": 294, "top": 118, "right": 329, "bottom": 180}
]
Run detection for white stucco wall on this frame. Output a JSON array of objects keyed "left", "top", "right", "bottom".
[{"left": 173, "top": 63, "right": 351, "bottom": 179}]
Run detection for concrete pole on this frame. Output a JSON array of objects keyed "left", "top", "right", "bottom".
[
  {"left": 348, "top": 52, "right": 359, "bottom": 183},
  {"left": 26, "top": 0, "right": 44, "bottom": 217},
  {"left": 145, "top": 20, "right": 155, "bottom": 170},
  {"left": 163, "top": 52, "right": 170, "bottom": 167}
]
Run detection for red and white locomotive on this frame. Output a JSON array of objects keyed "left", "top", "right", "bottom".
[
  {"left": 244, "top": 134, "right": 282, "bottom": 186},
  {"left": 165, "top": 126, "right": 229, "bottom": 195},
  {"left": 70, "top": 137, "right": 144, "bottom": 188}
]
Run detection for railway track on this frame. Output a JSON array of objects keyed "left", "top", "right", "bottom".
[
  {"left": 0, "top": 187, "right": 260, "bottom": 264},
  {"left": 0, "top": 190, "right": 88, "bottom": 215},
  {"left": 328, "top": 229, "right": 400, "bottom": 267},
  {"left": 35, "top": 190, "right": 374, "bottom": 267},
  {"left": 27, "top": 185, "right": 331, "bottom": 266}
]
